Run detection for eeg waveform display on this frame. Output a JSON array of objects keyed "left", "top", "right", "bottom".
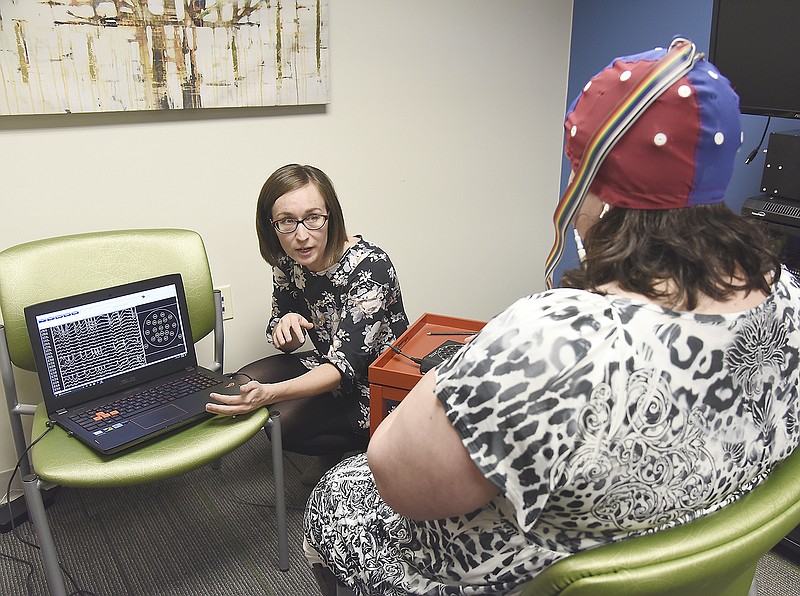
[{"left": 38, "top": 301, "right": 185, "bottom": 396}]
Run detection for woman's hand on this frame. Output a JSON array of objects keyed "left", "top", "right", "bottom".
[
  {"left": 272, "top": 313, "right": 314, "bottom": 352},
  {"left": 205, "top": 364, "right": 342, "bottom": 417},
  {"left": 206, "top": 380, "right": 275, "bottom": 416}
]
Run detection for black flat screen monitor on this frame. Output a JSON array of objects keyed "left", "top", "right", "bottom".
[{"left": 709, "top": 0, "right": 800, "bottom": 120}]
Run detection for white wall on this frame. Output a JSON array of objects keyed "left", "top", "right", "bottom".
[{"left": 0, "top": 1, "right": 573, "bottom": 491}]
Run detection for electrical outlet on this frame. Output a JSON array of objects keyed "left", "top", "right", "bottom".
[{"left": 216, "top": 285, "right": 234, "bottom": 320}]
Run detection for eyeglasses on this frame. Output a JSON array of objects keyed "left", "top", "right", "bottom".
[{"left": 271, "top": 213, "right": 329, "bottom": 234}]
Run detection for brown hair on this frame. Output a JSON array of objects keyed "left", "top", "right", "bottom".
[
  {"left": 560, "top": 203, "right": 781, "bottom": 310},
  {"left": 255, "top": 164, "right": 349, "bottom": 268}
]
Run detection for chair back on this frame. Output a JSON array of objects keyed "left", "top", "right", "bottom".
[
  {"left": 0, "top": 228, "right": 216, "bottom": 372},
  {"left": 521, "top": 446, "right": 800, "bottom": 596}
]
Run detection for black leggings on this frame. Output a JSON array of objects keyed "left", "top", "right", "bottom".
[{"left": 237, "top": 352, "right": 369, "bottom": 456}]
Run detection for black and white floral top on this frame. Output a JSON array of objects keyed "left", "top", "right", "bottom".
[
  {"left": 268, "top": 236, "right": 408, "bottom": 432},
  {"left": 304, "top": 267, "right": 800, "bottom": 595}
]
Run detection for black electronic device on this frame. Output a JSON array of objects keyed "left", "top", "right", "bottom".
[
  {"left": 419, "top": 340, "right": 464, "bottom": 374},
  {"left": 23, "top": 274, "right": 229, "bottom": 455},
  {"left": 742, "top": 194, "right": 800, "bottom": 230},
  {"left": 742, "top": 194, "right": 800, "bottom": 277},
  {"left": 709, "top": 0, "right": 800, "bottom": 120},
  {"left": 760, "top": 129, "right": 800, "bottom": 201}
]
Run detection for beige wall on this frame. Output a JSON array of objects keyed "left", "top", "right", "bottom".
[{"left": 0, "top": 1, "right": 573, "bottom": 492}]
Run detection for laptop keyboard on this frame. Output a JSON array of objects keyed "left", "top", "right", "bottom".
[{"left": 68, "top": 371, "right": 223, "bottom": 433}]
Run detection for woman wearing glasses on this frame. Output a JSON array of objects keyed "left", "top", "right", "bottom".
[{"left": 207, "top": 164, "right": 409, "bottom": 484}]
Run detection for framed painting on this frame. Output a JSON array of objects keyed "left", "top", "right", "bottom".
[{"left": 0, "top": 0, "right": 329, "bottom": 115}]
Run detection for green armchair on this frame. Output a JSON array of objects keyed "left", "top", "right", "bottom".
[
  {"left": 0, "top": 229, "right": 288, "bottom": 595},
  {"left": 520, "top": 446, "right": 800, "bottom": 596}
]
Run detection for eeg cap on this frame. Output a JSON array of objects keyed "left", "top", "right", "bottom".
[{"left": 564, "top": 44, "right": 742, "bottom": 209}]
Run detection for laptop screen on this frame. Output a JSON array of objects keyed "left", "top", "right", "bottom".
[{"left": 25, "top": 274, "right": 198, "bottom": 412}]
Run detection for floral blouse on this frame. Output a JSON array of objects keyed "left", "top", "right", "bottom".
[
  {"left": 268, "top": 236, "right": 408, "bottom": 432},
  {"left": 304, "top": 267, "right": 800, "bottom": 594}
]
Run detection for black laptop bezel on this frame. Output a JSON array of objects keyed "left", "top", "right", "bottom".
[{"left": 24, "top": 273, "right": 198, "bottom": 414}]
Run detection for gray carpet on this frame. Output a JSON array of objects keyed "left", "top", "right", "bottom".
[
  {"left": 757, "top": 551, "right": 800, "bottom": 596},
  {"left": 1, "top": 432, "right": 799, "bottom": 595},
  {"left": 0, "top": 432, "right": 320, "bottom": 595}
]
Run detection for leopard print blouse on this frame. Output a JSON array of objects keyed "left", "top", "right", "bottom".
[{"left": 303, "top": 267, "right": 800, "bottom": 595}]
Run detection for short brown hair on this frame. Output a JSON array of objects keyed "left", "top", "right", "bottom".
[
  {"left": 560, "top": 204, "right": 781, "bottom": 310},
  {"left": 255, "top": 164, "right": 349, "bottom": 268}
]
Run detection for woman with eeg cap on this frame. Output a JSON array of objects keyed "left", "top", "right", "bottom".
[{"left": 302, "top": 39, "right": 800, "bottom": 596}]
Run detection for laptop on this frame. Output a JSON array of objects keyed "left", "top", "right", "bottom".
[{"left": 24, "top": 273, "right": 234, "bottom": 455}]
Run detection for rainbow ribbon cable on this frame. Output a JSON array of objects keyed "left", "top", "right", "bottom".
[{"left": 543, "top": 39, "right": 699, "bottom": 290}]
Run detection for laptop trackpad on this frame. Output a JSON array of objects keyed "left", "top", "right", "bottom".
[{"left": 131, "top": 405, "right": 187, "bottom": 430}]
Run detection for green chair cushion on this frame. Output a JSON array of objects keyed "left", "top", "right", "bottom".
[{"left": 30, "top": 405, "right": 271, "bottom": 488}]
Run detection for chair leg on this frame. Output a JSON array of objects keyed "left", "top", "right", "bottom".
[
  {"left": 311, "top": 564, "right": 357, "bottom": 596},
  {"left": 311, "top": 564, "right": 338, "bottom": 596},
  {"left": 748, "top": 577, "right": 758, "bottom": 596},
  {"left": 266, "top": 410, "right": 289, "bottom": 571},
  {"left": 22, "top": 474, "right": 68, "bottom": 596}
]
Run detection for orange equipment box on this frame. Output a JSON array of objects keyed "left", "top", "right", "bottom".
[{"left": 368, "top": 312, "right": 485, "bottom": 435}]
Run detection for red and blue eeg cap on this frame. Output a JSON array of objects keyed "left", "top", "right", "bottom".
[
  {"left": 564, "top": 44, "right": 743, "bottom": 210},
  {"left": 544, "top": 39, "right": 743, "bottom": 289}
]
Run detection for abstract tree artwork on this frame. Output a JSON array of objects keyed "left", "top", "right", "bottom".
[{"left": 0, "top": 1, "right": 329, "bottom": 115}]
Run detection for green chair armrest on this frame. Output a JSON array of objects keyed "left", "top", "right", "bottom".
[{"left": 522, "top": 448, "right": 800, "bottom": 596}]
